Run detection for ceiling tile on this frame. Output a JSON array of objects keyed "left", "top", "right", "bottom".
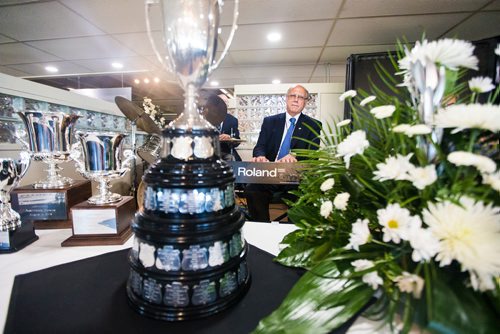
[
  {"left": 0, "top": 34, "right": 15, "bottom": 43},
  {"left": 112, "top": 32, "right": 157, "bottom": 56},
  {"left": 220, "top": 0, "right": 343, "bottom": 25},
  {"left": 238, "top": 65, "right": 315, "bottom": 78},
  {"left": 0, "top": 0, "right": 38, "bottom": 5},
  {"left": 328, "top": 14, "right": 468, "bottom": 46},
  {"left": 485, "top": 0, "right": 500, "bottom": 10},
  {"left": 26, "top": 36, "right": 137, "bottom": 60},
  {"left": 60, "top": 0, "right": 147, "bottom": 34},
  {"left": 0, "top": 65, "right": 30, "bottom": 76},
  {"left": 338, "top": 0, "right": 490, "bottom": 17},
  {"left": 8, "top": 61, "right": 92, "bottom": 77},
  {"left": 312, "top": 64, "right": 347, "bottom": 78},
  {"left": 320, "top": 44, "right": 397, "bottom": 63},
  {"left": 206, "top": 67, "right": 244, "bottom": 80},
  {"left": 230, "top": 48, "right": 323, "bottom": 65},
  {"left": 221, "top": 20, "right": 333, "bottom": 50},
  {"left": 0, "top": 43, "right": 60, "bottom": 65},
  {"left": 0, "top": 1, "right": 104, "bottom": 41},
  {"left": 445, "top": 12, "right": 500, "bottom": 40},
  {"left": 71, "top": 57, "right": 155, "bottom": 73}
]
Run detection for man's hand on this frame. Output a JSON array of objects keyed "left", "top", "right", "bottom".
[
  {"left": 277, "top": 154, "right": 297, "bottom": 163},
  {"left": 252, "top": 156, "right": 269, "bottom": 162},
  {"left": 219, "top": 134, "right": 231, "bottom": 141}
]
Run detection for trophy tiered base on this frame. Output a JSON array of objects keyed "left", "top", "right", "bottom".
[
  {"left": 61, "top": 196, "right": 135, "bottom": 247},
  {"left": 10, "top": 180, "right": 92, "bottom": 229},
  {"left": 0, "top": 221, "right": 39, "bottom": 253}
]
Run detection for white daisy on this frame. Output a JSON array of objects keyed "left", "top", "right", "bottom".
[
  {"left": 470, "top": 271, "right": 496, "bottom": 292},
  {"left": 320, "top": 201, "right": 333, "bottom": 218},
  {"left": 407, "top": 165, "right": 437, "bottom": 190},
  {"left": 370, "top": 105, "right": 396, "bottom": 119},
  {"left": 320, "top": 178, "right": 335, "bottom": 192},
  {"left": 333, "top": 192, "right": 350, "bottom": 210},
  {"left": 336, "top": 119, "right": 351, "bottom": 127},
  {"left": 377, "top": 203, "right": 421, "bottom": 244},
  {"left": 345, "top": 218, "right": 371, "bottom": 251},
  {"left": 468, "top": 76, "right": 495, "bottom": 93},
  {"left": 336, "top": 130, "right": 370, "bottom": 168},
  {"left": 404, "top": 124, "right": 432, "bottom": 137},
  {"left": 360, "top": 95, "right": 376, "bottom": 106},
  {"left": 394, "top": 272, "right": 425, "bottom": 299},
  {"left": 482, "top": 171, "right": 500, "bottom": 192},
  {"left": 409, "top": 227, "right": 440, "bottom": 262},
  {"left": 392, "top": 124, "right": 411, "bottom": 133},
  {"left": 447, "top": 151, "right": 496, "bottom": 174},
  {"left": 423, "top": 197, "right": 500, "bottom": 291},
  {"left": 352, "top": 259, "right": 383, "bottom": 290},
  {"left": 339, "top": 90, "right": 357, "bottom": 101},
  {"left": 373, "top": 153, "right": 414, "bottom": 182},
  {"left": 434, "top": 103, "right": 500, "bottom": 132}
]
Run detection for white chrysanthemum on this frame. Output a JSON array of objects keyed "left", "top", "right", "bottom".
[
  {"left": 423, "top": 198, "right": 500, "bottom": 291},
  {"left": 360, "top": 95, "right": 376, "bottom": 106},
  {"left": 448, "top": 151, "right": 496, "bottom": 174},
  {"left": 377, "top": 203, "right": 421, "bottom": 244},
  {"left": 320, "top": 178, "right": 335, "bottom": 192},
  {"left": 320, "top": 201, "right": 333, "bottom": 218},
  {"left": 399, "top": 39, "right": 478, "bottom": 71},
  {"left": 339, "top": 90, "right": 357, "bottom": 101},
  {"left": 352, "top": 259, "right": 383, "bottom": 290},
  {"left": 334, "top": 192, "right": 350, "bottom": 210},
  {"left": 394, "top": 272, "right": 425, "bottom": 299},
  {"left": 495, "top": 43, "right": 500, "bottom": 56},
  {"left": 470, "top": 271, "right": 496, "bottom": 292},
  {"left": 434, "top": 103, "right": 500, "bottom": 132},
  {"left": 345, "top": 218, "right": 371, "bottom": 251},
  {"left": 482, "top": 171, "right": 500, "bottom": 192},
  {"left": 392, "top": 124, "right": 411, "bottom": 133},
  {"left": 408, "top": 165, "right": 437, "bottom": 190},
  {"left": 373, "top": 153, "right": 413, "bottom": 182},
  {"left": 468, "top": 76, "right": 495, "bottom": 93},
  {"left": 404, "top": 124, "right": 432, "bottom": 137},
  {"left": 337, "top": 119, "right": 351, "bottom": 127},
  {"left": 409, "top": 227, "right": 440, "bottom": 262},
  {"left": 336, "top": 130, "right": 370, "bottom": 168},
  {"left": 370, "top": 105, "right": 396, "bottom": 119}
]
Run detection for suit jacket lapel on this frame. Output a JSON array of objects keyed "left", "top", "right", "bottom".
[
  {"left": 274, "top": 113, "right": 287, "bottom": 153},
  {"left": 291, "top": 114, "right": 306, "bottom": 148}
]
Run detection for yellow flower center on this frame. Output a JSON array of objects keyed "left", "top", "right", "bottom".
[{"left": 388, "top": 219, "right": 399, "bottom": 229}]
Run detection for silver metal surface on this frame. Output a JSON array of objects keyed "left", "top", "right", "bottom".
[
  {"left": 17, "top": 111, "right": 79, "bottom": 189},
  {"left": 137, "top": 134, "right": 161, "bottom": 164},
  {"left": 71, "top": 131, "right": 135, "bottom": 205},
  {"left": 0, "top": 152, "right": 30, "bottom": 231}
]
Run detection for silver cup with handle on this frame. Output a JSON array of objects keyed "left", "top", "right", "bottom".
[
  {"left": 71, "top": 131, "right": 135, "bottom": 205},
  {"left": 0, "top": 152, "right": 31, "bottom": 231},
  {"left": 17, "top": 111, "right": 79, "bottom": 189}
]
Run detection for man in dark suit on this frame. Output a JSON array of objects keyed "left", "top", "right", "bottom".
[{"left": 246, "top": 85, "right": 321, "bottom": 221}]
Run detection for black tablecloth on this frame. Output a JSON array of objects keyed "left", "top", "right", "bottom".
[{"left": 6, "top": 245, "right": 305, "bottom": 334}]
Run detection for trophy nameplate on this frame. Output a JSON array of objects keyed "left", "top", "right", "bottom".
[
  {"left": 61, "top": 196, "right": 135, "bottom": 247},
  {"left": 0, "top": 220, "right": 39, "bottom": 253},
  {"left": 11, "top": 180, "right": 92, "bottom": 229}
]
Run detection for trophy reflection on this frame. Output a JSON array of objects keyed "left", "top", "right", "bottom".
[
  {"left": 71, "top": 132, "right": 134, "bottom": 205},
  {"left": 17, "top": 111, "right": 79, "bottom": 189}
]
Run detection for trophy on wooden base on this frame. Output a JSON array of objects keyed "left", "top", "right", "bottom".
[
  {"left": 0, "top": 152, "right": 38, "bottom": 253},
  {"left": 126, "top": 0, "right": 249, "bottom": 321},
  {"left": 11, "top": 111, "right": 91, "bottom": 229},
  {"left": 61, "top": 131, "right": 136, "bottom": 246}
]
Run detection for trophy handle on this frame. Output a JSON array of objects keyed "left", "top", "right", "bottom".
[
  {"left": 18, "top": 151, "right": 31, "bottom": 179},
  {"left": 210, "top": 0, "right": 239, "bottom": 73},
  {"left": 145, "top": 0, "right": 174, "bottom": 75},
  {"left": 120, "top": 149, "right": 136, "bottom": 176},
  {"left": 15, "top": 128, "right": 30, "bottom": 151},
  {"left": 70, "top": 143, "right": 87, "bottom": 175}
]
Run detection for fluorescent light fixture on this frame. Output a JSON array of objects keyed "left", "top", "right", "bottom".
[
  {"left": 210, "top": 81, "right": 219, "bottom": 87},
  {"left": 272, "top": 79, "right": 281, "bottom": 84},
  {"left": 111, "top": 62, "right": 123, "bottom": 69},
  {"left": 45, "top": 66, "right": 58, "bottom": 73},
  {"left": 267, "top": 32, "right": 281, "bottom": 42}
]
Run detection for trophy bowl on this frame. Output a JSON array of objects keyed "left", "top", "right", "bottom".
[
  {"left": 0, "top": 152, "right": 30, "bottom": 231},
  {"left": 71, "top": 131, "right": 134, "bottom": 205},
  {"left": 17, "top": 111, "right": 79, "bottom": 189}
]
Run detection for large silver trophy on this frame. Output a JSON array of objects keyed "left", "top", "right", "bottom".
[
  {"left": 126, "top": 0, "right": 248, "bottom": 321},
  {"left": 71, "top": 132, "right": 134, "bottom": 205},
  {"left": 0, "top": 152, "right": 30, "bottom": 231},
  {"left": 17, "top": 111, "right": 79, "bottom": 189}
]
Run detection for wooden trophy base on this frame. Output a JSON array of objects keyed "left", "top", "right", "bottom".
[
  {"left": 11, "top": 180, "right": 92, "bottom": 230},
  {"left": 0, "top": 221, "right": 39, "bottom": 254},
  {"left": 61, "top": 196, "right": 136, "bottom": 247}
]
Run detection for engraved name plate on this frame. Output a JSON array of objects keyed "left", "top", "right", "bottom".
[
  {"left": 15, "top": 192, "right": 67, "bottom": 220},
  {"left": 72, "top": 209, "right": 117, "bottom": 235}
]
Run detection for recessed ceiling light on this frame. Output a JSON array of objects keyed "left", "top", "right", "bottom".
[
  {"left": 267, "top": 32, "right": 281, "bottom": 42},
  {"left": 143, "top": 78, "right": 150, "bottom": 84},
  {"left": 272, "top": 79, "right": 281, "bottom": 84},
  {"left": 45, "top": 66, "right": 58, "bottom": 73},
  {"left": 134, "top": 79, "right": 140, "bottom": 84},
  {"left": 154, "top": 77, "right": 160, "bottom": 83},
  {"left": 210, "top": 81, "right": 219, "bottom": 87},
  {"left": 111, "top": 62, "right": 123, "bottom": 69}
]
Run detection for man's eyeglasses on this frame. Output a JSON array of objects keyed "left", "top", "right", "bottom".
[{"left": 287, "top": 94, "right": 308, "bottom": 101}]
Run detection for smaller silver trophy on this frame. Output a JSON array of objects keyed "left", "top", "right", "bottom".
[
  {"left": 71, "top": 132, "right": 134, "bottom": 205},
  {"left": 0, "top": 152, "right": 31, "bottom": 231},
  {"left": 17, "top": 111, "right": 80, "bottom": 189}
]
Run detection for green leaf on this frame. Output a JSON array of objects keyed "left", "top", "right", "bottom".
[
  {"left": 252, "top": 259, "right": 374, "bottom": 334},
  {"left": 275, "top": 238, "right": 329, "bottom": 268}
]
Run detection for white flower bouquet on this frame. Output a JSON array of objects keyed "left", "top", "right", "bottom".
[
  {"left": 142, "top": 96, "right": 167, "bottom": 128},
  {"left": 254, "top": 38, "right": 500, "bottom": 333}
]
